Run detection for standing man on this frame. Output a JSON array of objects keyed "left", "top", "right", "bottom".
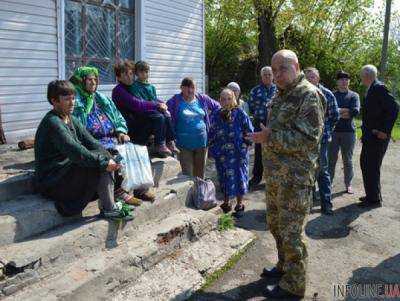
[
  {"left": 359, "top": 65, "right": 399, "bottom": 208},
  {"left": 248, "top": 66, "right": 277, "bottom": 188},
  {"left": 249, "top": 50, "right": 325, "bottom": 299},
  {"left": 305, "top": 67, "right": 339, "bottom": 215},
  {"left": 328, "top": 71, "right": 360, "bottom": 194}
]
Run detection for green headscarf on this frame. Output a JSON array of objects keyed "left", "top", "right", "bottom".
[{"left": 70, "top": 66, "right": 99, "bottom": 114}]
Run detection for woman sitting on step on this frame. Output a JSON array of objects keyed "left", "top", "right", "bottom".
[
  {"left": 34, "top": 80, "right": 132, "bottom": 220},
  {"left": 70, "top": 66, "right": 155, "bottom": 204}
]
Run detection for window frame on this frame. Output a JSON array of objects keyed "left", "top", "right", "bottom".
[{"left": 62, "top": 0, "right": 135, "bottom": 84}]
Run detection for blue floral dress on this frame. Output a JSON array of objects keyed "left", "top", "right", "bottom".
[
  {"left": 209, "top": 108, "right": 254, "bottom": 198},
  {"left": 86, "top": 102, "right": 116, "bottom": 149}
]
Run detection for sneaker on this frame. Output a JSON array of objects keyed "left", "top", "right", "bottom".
[
  {"left": 100, "top": 203, "right": 134, "bottom": 221},
  {"left": 346, "top": 186, "right": 354, "bottom": 194},
  {"left": 166, "top": 141, "right": 180, "bottom": 155}
]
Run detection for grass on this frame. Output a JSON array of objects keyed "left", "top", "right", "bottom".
[
  {"left": 354, "top": 119, "right": 400, "bottom": 141},
  {"left": 193, "top": 238, "right": 257, "bottom": 295},
  {"left": 217, "top": 213, "right": 235, "bottom": 232}
]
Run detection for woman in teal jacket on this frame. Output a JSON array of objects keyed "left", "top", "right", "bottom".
[{"left": 70, "top": 66, "right": 148, "bottom": 205}]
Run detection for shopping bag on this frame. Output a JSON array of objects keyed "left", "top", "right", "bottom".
[
  {"left": 115, "top": 143, "right": 154, "bottom": 191},
  {"left": 189, "top": 177, "right": 218, "bottom": 210}
]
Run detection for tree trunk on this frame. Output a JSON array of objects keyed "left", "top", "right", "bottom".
[
  {"left": 254, "top": 2, "right": 278, "bottom": 70},
  {"left": 379, "top": 0, "right": 392, "bottom": 78}
]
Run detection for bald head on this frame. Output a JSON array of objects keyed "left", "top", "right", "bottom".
[
  {"left": 271, "top": 49, "right": 300, "bottom": 90},
  {"left": 272, "top": 49, "right": 299, "bottom": 65}
]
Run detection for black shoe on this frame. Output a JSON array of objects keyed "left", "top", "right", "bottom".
[
  {"left": 220, "top": 202, "right": 232, "bottom": 214},
  {"left": 232, "top": 204, "right": 245, "bottom": 218},
  {"left": 261, "top": 266, "right": 284, "bottom": 278},
  {"left": 249, "top": 177, "right": 261, "bottom": 188},
  {"left": 359, "top": 196, "right": 367, "bottom": 202},
  {"left": 321, "top": 207, "right": 333, "bottom": 215},
  {"left": 264, "top": 284, "right": 302, "bottom": 299},
  {"left": 357, "top": 201, "right": 382, "bottom": 208}
]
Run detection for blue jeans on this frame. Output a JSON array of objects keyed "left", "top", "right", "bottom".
[{"left": 318, "top": 141, "right": 332, "bottom": 210}]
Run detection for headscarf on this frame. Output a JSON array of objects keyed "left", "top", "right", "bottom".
[
  {"left": 70, "top": 66, "right": 99, "bottom": 114},
  {"left": 220, "top": 88, "right": 238, "bottom": 122}
]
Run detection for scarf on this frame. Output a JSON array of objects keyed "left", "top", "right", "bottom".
[
  {"left": 220, "top": 103, "right": 239, "bottom": 123},
  {"left": 70, "top": 66, "right": 99, "bottom": 114}
]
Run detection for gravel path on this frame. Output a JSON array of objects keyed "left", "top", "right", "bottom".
[{"left": 193, "top": 141, "right": 400, "bottom": 301}]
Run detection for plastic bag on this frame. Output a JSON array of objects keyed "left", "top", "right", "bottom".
[
  {"left": 115, "top": 143, "right": 154, "bottom": 191},
  {"left": 190, "top": 177, "right": 218, "bottom": 210}
]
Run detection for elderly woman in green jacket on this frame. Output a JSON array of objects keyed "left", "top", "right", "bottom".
[
  {"left": 35, "top": 80, "right": 132, "bottom": 220},
  {"left": 71, "top": 66, "right": 154, "bottom": 204}
]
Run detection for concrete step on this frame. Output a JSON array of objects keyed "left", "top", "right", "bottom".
[
  {"left": 113, "top": 228, "right": 256, "bottom": 301},
  {"left": 0, "top": 156, "right": 181, "bottom": 202},
  {"left": 0, "top": 176, "right": 193, "bottom": 247},
  {"left": 1, "top": 208, "right": 227, "bottom": 300}
]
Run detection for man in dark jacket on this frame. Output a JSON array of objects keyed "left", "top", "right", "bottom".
[{"left": 359, "top": 65, "right": 399, "bottom": 208}]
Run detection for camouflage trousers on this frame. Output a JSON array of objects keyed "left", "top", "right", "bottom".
[{"left": 265, "top": 179, "right": 312, "bottom": 297}]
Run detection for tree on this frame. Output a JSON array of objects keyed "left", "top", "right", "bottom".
[
  {"left": 379, "top": 0, "right": 392, "bottom": 77},
  {"left": 252, "top": 0, "right": 285, "bottom": 69},
  {"left": 205, "top": 0, "right": 256, "bottom": 96}
]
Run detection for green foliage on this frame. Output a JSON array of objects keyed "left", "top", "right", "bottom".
[
  {"left": 206, "top": 0, "right": 257, "bottom": 98},
  {"left": 218, "top": 213, "right": 235, "bottom": 231},
  {"left": 206, "top": 0, "right": 400, "bottom": 98}
]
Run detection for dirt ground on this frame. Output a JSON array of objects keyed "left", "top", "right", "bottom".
[{"left": 193, "top": 141, "right": 400, "bottom": 301}]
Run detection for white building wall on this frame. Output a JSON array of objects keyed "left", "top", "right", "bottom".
[
  {"left": 0, "top": 0, "right": 205, "bottom": 143},
  {"left": 0, "top": 0, "right": 58, "bottom": 143},
  {"left": 142, "top": 0, "right": 205, "bottom": 100}
]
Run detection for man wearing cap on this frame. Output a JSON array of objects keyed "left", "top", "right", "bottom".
[{"left": 328, "top": 71, "right": 360, "bottom": 194}]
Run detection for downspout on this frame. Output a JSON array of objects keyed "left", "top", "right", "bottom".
[{"left": 0, "top": 107, "right": 5, "bottom": 144}]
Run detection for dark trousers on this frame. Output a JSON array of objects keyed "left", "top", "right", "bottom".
[
  {"left": 128, "top": 111, "right": 175, "bottom": 146},
  {"left": 42, "top": 165, "right": 115, "bottom": 217},
  {"left": 252, "top": 119, "right": 264, "bottom": 180},
  {"left": 360, "top": 139, "right": 389, "bottom": 204}
]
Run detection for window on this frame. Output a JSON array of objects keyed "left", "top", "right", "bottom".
[{"left": 65, "top": 0, "right": 135, "bottom": 84}]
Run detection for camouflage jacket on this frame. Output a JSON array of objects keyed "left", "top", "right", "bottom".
[{"left": 263, "top": 74, "right": 326, "bottom": 186}]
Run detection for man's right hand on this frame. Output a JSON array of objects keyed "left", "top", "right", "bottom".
[
  {"left": 106, "top": 159, "right": 121, "bottom": 172},
  {"left": 157, "top": 103, "right": 168, "bottom": 112},
  {"left": 339, "top": 108, "right": 350, "bottom": 119}
]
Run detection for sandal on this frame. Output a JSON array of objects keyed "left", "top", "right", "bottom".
[
  {"left": 220, "top": 202, "right": 232, "bottom": 213},
  {"left": 135, "top": 189, "right": 156, "bottom": 203},
  {"left": 233, "top": 204, "right": 245, "bottom": 218},
  {"left": 115, "top": 188, "right": 142, "bottom": 206}
]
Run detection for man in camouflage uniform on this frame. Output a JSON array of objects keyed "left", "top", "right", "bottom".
[{"left": 249, "top": 50, "right": 325, "bottom": 299}]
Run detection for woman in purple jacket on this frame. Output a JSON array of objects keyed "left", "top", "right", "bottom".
[{"left": 167, "top": 77, "right": 220, "bottom": 178}]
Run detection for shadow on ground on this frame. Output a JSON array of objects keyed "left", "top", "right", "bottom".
[
  {"left": 306, "top": 203, "right": 377, "bottom": 239},
  {"left": 343, "top": 254, "right": 400, "bottom": 300},
  {"left": 234, "top": 209, "right": 267, "bottom": 232},
  {"left": 191, "top": 277, "right": 302, "bottom": 301}
]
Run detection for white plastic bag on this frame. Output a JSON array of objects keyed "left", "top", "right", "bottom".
[{"left": 115, "top": 143, "right": 154, "bottom": 191}]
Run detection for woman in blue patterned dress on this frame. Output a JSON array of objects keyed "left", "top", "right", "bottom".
[{"left": 209, "top": 88, "right": 254, "bottom": 216}]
